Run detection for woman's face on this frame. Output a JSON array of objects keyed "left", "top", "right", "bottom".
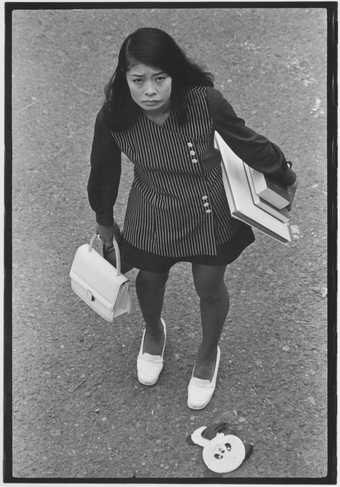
[{"left": 126, "top": 63, "right": 172, "bottom": 114}]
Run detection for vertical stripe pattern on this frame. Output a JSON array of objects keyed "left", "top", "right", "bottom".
[{"left": 112, "top": 87, "right": 234, "bottom": 257}]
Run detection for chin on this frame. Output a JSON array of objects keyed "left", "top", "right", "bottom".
[{"left": 144, "top": 105, "right": 161, "bottom": 111}]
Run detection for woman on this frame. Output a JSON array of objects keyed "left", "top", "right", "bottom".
[{"left": 88, "top": 27, "right": 296, "bottom": 410}]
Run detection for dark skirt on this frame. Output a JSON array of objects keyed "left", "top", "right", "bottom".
[{"left": 105, "top": 224, "right": 255, "bottom": 274}]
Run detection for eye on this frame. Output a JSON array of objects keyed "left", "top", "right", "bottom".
[
  {"left": 132, "top": 79, "right": 143, "bottom": 85},
  {"left": 155, "top": 76, "right": 167, "bottom": 82}
]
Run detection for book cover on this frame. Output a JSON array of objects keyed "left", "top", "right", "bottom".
[
  {"left": 214, "top": 132, "right": 291, "bottom": 243},
  {"left": 244, "top": 164, "right": 290, "bottom": 223},
  {"left": 249, "top": 167, "right": 290, "bottom": 209}
]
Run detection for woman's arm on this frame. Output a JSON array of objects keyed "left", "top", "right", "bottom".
[
  {"left": 87, "top": 107, "right": 122, "bottom": 226},
  {"left": 206, "top": 87, "right": 296, "bottom": 186}
]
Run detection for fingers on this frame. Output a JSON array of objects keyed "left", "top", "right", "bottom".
[
  {"left": 96, "top": 224, "right": 113, "bottom": 246},
  {"left": 96, "top": 222, "right": 122, "bottom": 246},
  {"left": 113, "top": 222, "right": 122, "bottom": 242}
]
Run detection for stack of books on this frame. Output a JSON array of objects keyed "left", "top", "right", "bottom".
[{"left": 214, "top": 131, "right": 293, "bottom": 243}]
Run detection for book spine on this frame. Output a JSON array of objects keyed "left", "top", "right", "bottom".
[
  {"left": 245, "top": 165, "right": 289, "bottom": 222},
  {"left": 250, "top": 168, "right": 289, "bottom": 209},
  {"left": 256, "top": 199, "right": 290, "bottom": 222},
  {"left": 259, "top": 187, "right": 289, "bottom": 209}
]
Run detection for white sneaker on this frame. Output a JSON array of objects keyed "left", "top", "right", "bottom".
[
  {"left": 187, "top": 346, "right": 221, "bottom": 410},
  {"left": 137, "top": 318, "right": 166, "bottom": 386}
]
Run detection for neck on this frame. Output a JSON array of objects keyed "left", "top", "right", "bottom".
[
  {"left": 145, "top": 101, "right": 170, "bottom": 117},
  {"left": 146, "top": 109, "right": 169, "bottom": 120},
  {"left": 144, "top": 102, "right": 171, "bottom": 124}
]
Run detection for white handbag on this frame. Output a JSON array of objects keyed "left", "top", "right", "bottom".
[{"left": 69, "top": 234, "right": 132, "bottom": 322}]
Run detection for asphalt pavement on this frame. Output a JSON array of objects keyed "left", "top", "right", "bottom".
[{"left": 10, "top": 6, "right": 329, "bottom": 480}]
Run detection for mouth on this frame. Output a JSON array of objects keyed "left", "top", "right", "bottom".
[{"left": 142, "top": 100, "right": 161, "bottom": 105}]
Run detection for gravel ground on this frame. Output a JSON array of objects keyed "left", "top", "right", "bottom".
[{"left": 10, "top": 6, "right": 330, "bottom": 480}]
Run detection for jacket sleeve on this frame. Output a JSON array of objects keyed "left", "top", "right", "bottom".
[
  {"left": 206, "top": 87, "right": 296, "bottom": 186},
  {"left": 87, "top": 107, "right": 122, "bottom": 226}
]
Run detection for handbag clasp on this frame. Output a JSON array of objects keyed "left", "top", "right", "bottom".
[{"left": 87, "top": 290, "right": 95, "bottom": 302}]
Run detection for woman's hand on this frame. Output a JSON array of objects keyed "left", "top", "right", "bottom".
[
  {"left": 112, "top": 221, "right": 122, "bottom": 242},
  {"left": 286, "top": 180, "right": 297, "bottom": 211},
  {"left": 96, "top": 224, "right": 113, "bottom": 247},
  {"left": 97, "top": 222, "right": 130, "bottom": 271},
  {"left": 96, "top": 222, "right": 122, "bottom": 247}
]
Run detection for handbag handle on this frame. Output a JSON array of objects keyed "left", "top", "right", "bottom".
[{"left": 89, "top": 233, "right": 122, "bottom": 275}]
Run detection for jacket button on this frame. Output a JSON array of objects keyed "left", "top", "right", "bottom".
[
  {"left": 203, "top": 202, "right": 210, "bottom": 207},
  {"left": 202, "top": 195, "right": 208, "bottom": 200},
  {"left": 206, "top": 209, "right": 212, "bottom": 214},
  {"left": 189, "top": 150, "right": 196, "bottom": 156},
  {"left": 187, "top": 142, "right": 193, "bottom": 147},
  {"left": 192, "top": 158, "right": 198, "bottom": 163}
]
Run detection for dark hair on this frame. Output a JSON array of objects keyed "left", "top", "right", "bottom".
[{"left": 103, "top": 27, "right": 214, "bottom": 130}]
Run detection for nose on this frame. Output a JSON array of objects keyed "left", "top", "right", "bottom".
[{"left": 144, "top": 80, "right": 157, "bottom": 96}]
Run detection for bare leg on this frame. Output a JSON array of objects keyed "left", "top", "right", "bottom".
[
  {"left": 135, "top": 270, "right": 169, "bottom": 355},
  {"left": 191, "top": 263, "right": 229, "bottom": 379}
]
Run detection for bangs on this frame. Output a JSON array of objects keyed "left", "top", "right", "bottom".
[{"left": 124, "top": 32, "right": 170, "bottom": 74}]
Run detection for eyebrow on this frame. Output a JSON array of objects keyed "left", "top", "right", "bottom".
[{"left": 128, "top": 71, "right": 166, "bottom": 77}]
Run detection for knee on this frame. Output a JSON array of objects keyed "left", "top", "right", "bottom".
[
  {"left": 196, "top": 283, "right": 228, "bottom": 304},
  {"left": 136, "top": 269, "right": 169, "bottom": 287}
]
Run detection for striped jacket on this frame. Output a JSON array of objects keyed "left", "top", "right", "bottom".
[{"left": 88, "top": 87, "right": 296, "bottom": 257}]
